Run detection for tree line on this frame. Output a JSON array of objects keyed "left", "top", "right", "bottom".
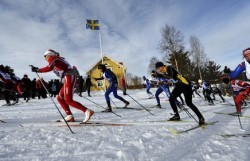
[{"left": 123, "top": 24, "right": 246, "bottom": 87}]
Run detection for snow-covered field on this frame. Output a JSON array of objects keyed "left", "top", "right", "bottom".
[{"left": 1, "top": 88, "right": 250, "bottom": 161}]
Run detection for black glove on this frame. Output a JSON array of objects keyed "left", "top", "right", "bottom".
[{"left": 31, "top": 66, "right": 39, "bottom": 72}]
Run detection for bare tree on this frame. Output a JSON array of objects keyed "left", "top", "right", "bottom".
[
  {"left": 148, "top": 57, "right": 160, "bottom": 74},
  {"left": 189, "top": 35, "right": 207, "bottom": 81},
  {"left": 125, "top": 73, "right": 133, "bottom": 86},
  {"left": 159, "top": 24, "right": 185, "bottom": 70},
  {"left": 125, "top": 73, "right": 142, "bottom": 87},
  {"left": 131, "top": 76, "right": 142, "bottom": 86}
]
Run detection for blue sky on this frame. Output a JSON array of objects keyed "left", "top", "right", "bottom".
[{"left": 0, "top": 0, "right": 250, "bottom": 80}]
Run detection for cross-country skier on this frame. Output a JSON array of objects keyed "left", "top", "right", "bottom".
[
  {"left": 142, "top": 76, "right": 154, "bottom": 99},
  {"left": 30, "top": 49, "right": 94, "bottom": 123},
  {"left": 192, "top": 83, "right": 202, "bottom": 98},
  {"left": 0, "top": 65, "right": 15, "bottom": 106},
  {"left": 3, "top": 66, "right": 23, "bottom": 105},
  {"left": 9, "top": 73, "right": 23, "bottom": 104},
  {"left": 223, "top": 48, "right": 250, "bottom": 115},
  {"left": 230, "top": 79, "right": 249, "bottom": 112},
  {"left": 211, "top": 85, "right": 225, "bottom": 102},
  {"left": 94, "top": 64, "right": 129, "bottom": 112},
  {"left": 151, "top": 70, "right": 171, "bottom": 108},
  {"left": 151, "top": 70, "right": 186, "bottom": 111},
  {"left": 222, "top": 78, "right": 249, "bottom": 116},
  {"left": 155, "top": 62, "right": 205, "bottom": 125},
  {"left": 201, "top": 80, "right": 214, "bottom": 105}
]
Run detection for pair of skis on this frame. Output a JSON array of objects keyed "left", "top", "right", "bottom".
[{"left": 169, "top": 121, "right": 218, "bottom": 135}]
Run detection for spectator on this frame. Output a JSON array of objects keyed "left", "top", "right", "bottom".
[
  {"left": 78, "top": 76, "right": 84, "bottom": 97},
  {"left": 224, "top": 66, "right": 231, "bottom": 74},
  {"left": 121, "top": 76, "right": 127, "bottom": 95},
  {"left": 22, "top": 74, "right": 31, "bottom": 102},
  {"left": 86, "top": 75, "right": 92, "bottom": 97}
]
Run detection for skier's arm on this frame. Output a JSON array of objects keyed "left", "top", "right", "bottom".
[
  {"left": 38, "top": 66, "right": 52, "bottom": 73},
  {"left": 230, "top": 62, "right": 245, "bottom": 79}
]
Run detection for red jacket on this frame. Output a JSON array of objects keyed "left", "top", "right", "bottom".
[{"left": 38, "top": 56, "right": 72, "bottom": 78}]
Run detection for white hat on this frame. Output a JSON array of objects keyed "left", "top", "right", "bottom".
[
  {"left": 198, "top": 79, "right": 202, "bottom": 83},
  {"left": 44, "top": 49, "right": 57, "bottom": 57}
]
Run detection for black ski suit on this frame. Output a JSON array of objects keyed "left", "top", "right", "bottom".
[{"left": 163, "top": 66, "right": 204, "bottom": 119}]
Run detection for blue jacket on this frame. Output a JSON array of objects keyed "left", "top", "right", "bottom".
[{"left": 102, "top": 69, "right": 118, "bottom": 87}]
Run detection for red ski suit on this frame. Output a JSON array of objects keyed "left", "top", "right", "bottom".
[
  {"left": 231, "top": 79, "right": 250, "bottom": 113},
  {"left": 37, "top": 56, "right": 87, "bottom": 115}
]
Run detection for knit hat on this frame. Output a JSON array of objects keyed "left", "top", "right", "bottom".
[{"left": 155, "top": 62, "right": 164, "bottom": 68}]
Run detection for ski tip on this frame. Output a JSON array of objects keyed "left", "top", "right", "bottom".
[
  {"left": 201, "top": 125, "right": 206, "bottom": 129},
  {"left": 169, "top": 128, "right": 177, "bottom": 135}
]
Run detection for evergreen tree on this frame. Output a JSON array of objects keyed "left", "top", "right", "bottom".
[
  {"left": 201, "top": 61, "right": 222, "bottom": 83},
  {"left": 166, "top": 49, "right": 192, "bottom": 78}
]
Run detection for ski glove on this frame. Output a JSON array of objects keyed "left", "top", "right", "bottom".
[{"left": 31, "top": 66, "right": 39, "bottom": 72}]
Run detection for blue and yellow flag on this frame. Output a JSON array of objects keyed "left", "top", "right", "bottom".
[{"left": 86, "top": 19, "right": 100, "bottom": 30}]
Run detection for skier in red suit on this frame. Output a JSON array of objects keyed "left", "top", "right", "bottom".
[
  {"left": 221, "top": 48, "right": 250, "bottom": 116},
  {"left": 222, "top": 77, "right": 250, "bottom": 116},
  {"left": 31, "top": 49, "right": 94, "bottom": 123}
]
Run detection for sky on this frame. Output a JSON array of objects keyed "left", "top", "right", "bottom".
[{"left": 1, "top": 0, "right": 250, "bottom": 80}]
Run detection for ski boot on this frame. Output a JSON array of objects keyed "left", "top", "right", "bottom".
[
  {"left": 83, "top": 109, "right": 94, "bottom": 123},
  {"left": 155, "top": 104, "right": 161, "bottom": 108},
  {"left": 102, "top": 107, "right": 112, "bottom": 112},
  {"left": 199, "top": 117, "right": 205, "bottom": 125},
  {"left": 168, "top": 114, "right": 180, "bottom": 121},
  {"left": 124, "top": 101, "right": 130, "bottom": 108},
  {"left": 64, "top": 115, "right": 75, "bottom": 122}
]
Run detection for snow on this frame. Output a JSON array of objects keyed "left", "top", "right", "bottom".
[{"left": 1, "top": 88, "right": 250, "bottom": 161}]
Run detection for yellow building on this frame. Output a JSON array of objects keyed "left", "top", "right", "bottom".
[{"left": 86, "top": 55, "right": 126, "bottom": 91}]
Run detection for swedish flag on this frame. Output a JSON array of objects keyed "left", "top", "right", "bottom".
[{"left": 86, "top": 19, "right": 100, "bottom": 30}]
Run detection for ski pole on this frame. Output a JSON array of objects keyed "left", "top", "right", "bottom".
[
  {"left": 175, "top": 100, "right": 199, "bottom": 123},
  {"left": 29, "top": 65, "right": 74, "bottom": 134},
  {"left": 118, "top": 87, "right": 155, "bottom": 116},
  {"left": 81, "top": 95, "right": 121, "bottom": 117},
  {"left": 159, "top": 85, "right": 187, "bottom": 113}
]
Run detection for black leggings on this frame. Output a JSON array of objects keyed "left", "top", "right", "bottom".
[{"left": 169, "top": 83, "right": 203, "bottom": 119}]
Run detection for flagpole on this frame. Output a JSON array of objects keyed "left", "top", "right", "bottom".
[
  {"left": 98, "top": 30, "right": 103, "bottom": 64},
  {"left": 97, "top": 23, "right": 105, "bottom": 88}
]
